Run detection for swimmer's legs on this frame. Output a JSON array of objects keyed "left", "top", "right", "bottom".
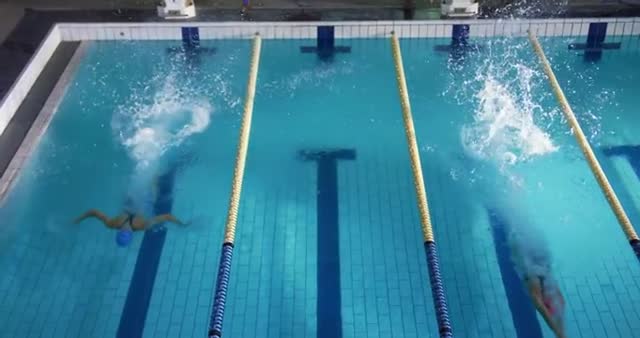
[
  {"left": 74, "top": 209, "right": 125, "bottom": 229},
  {"left": 147, "top": 214, "right": 187, "bottom": 228},
  {"left": 74, "top": 209, "right": 109, "bottom": 224},
  {"left": 526, "top": 278, "right": 566, "bottom": 338}
]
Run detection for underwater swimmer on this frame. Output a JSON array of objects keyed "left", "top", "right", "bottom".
[
  {"left": 526, "top": 272, "right": 566, "bottom": 338},
  {"left": 441, "top": 148, "right": 567, "bottom": 337},
  {"left": 510, "top": 224, "right": 567, "bottom": 338},
  {"left": 468, "top": 163, "right": 566, "bottom": 337},
  {"left": 73, "top": 208, "right": 185, "bottom": 231},
  {"left": 73, "top": 171, "right": 188, "bottom": 247},
  {"left": 73, "top": 208, "right": 186, "bottom": 246}
]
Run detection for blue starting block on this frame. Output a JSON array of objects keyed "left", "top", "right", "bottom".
[
  {"left": 300, "top": 26, "right": 351, "bottom": 62},
  {"left": 568, "top": 22, "right": 620, "bottom": 63}
]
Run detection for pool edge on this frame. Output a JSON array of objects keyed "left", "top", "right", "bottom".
[{"left": 0, "top": 40, "right": 88, "bottom": 204}]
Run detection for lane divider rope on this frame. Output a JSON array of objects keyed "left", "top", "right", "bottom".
[
  {"left": 208, "top": 33, "right": 262, "bottom": 338},
  {"left": 528, "top": 30, "right": 640, "bottom": 258},
  {"left": 390, "top": 31, "right": 454, "bottom": 338}
]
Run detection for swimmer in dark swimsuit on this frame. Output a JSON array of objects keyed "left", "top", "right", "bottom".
[
  {"left": 74, "top": 209, "right": 186, "bottom": 247},
  {"left": 73, "top": 209, "right": 185, "bottom": 231}
]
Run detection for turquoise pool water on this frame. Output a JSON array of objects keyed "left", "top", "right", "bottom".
[
  {"left": 405, "top": 35, "right": 640, "bottom": 338},
  {"left": 0, "top": 33, "right": 639, "bottom": 338}
]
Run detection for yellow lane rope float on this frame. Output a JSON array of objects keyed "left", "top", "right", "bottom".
[
  {"left": 391, "top": 31, "right": 453, "bottom": 338},
  {"left": 528, "top": 30, "right": 639, "bottom": 243}
]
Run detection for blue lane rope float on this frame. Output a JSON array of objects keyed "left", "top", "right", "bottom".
[
  {"left": 425, "top": 242, "right": 453, "bottom": 337},
  {"left": 390, "top": 31, "right": 454, "bottom": 338},
  {"left": 209, "top": 244, "right": 234, "bottom": 337},
  {"left": 208, "top": 33, "right": 262, "bottom": 338},
  {"left": 528, "top": 31, "right": 640, "bottom": 261}
]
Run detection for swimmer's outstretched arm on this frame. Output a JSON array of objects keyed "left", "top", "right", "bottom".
[
  {"left": 527, "top": 279, "right": 566, "bottom": 338},
  {"left": 147, "top": 214, "right": 188, "bottom": 227},
  {"left": 74, "top": 209, "right": 125, "bottom": 229}
]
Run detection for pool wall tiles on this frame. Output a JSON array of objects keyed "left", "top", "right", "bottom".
[
  {"left": 51, "top": 19, "right": 640, "bottom": 45},
  {"left": 53, "top": 17, "right": 640, "bottom": 41},
  {"left": 0, "top": 26, "right": 61, "bottom": 136},
  {"left": 0, "top": 41, "right": 87, "bottom": 202}
]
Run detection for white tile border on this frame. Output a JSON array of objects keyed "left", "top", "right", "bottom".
[
  {"left": 0, "top": 41, "right": 90, "bottom": 204},
  {"left": 55, "top": 17, "right": 640, "bottom": 41}
]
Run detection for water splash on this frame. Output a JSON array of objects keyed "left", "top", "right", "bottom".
[
  {"left": 105, "top": 43, "right": 245, "bottom": 173},
  {"left": 112, "top": 71, "right": 212, "bottom": 170},
  {"left": 461, "top": 69, "right": 558, "bottom": 167},
  {"left": 482, "top": 0, "right": 568, "bottom": 18},
  {"left": 260, "top": 59, "right": 354, "bottom": 98},
  {"left": 552, "top": 57, "right": 615, "bottom": 146},
  {"left": 448, "top": 37, "right": 559, "bottom": 171}
]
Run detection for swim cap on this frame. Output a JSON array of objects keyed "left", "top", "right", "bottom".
[{"left": 116, "top": 229, "right": 134, "bottom": 247}]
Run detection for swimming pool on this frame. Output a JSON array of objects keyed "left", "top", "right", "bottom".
[
  {"left": 405, "top": 34, "right": 640, "bottom": 338},
  {"left": 0, "top": 20, "right": 639, "bottom": 338}
]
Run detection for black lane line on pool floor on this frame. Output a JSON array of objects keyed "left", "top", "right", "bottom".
[
  {"left": 602, "top": 145, "right": 640, "bottom": 182},
  {"left": 300, "top": 26, "right": 351, "bottom": 62},
  {"left": 299, "top": 148, "right": 356, "bottom": 338},
  {"left": 434, "top": 25, "right": 482, "bottom": 58},
  {"left": 601, "top": 145, "right": 640, "bottom": 261},
  {"left": 568, "top": 22, "right": 621, "bottom": 63},
  {"left": 487, "top": 208, "right": 544, "bottom": 338},
  {"left": 166, "top": 27, "right": 216, "bottom": 67},
  {"left": 600, "top": 145, "right": 640, "bottom": 222},
  {"left": 117, "top": 166, "right": 177, "bottom": 338}
]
